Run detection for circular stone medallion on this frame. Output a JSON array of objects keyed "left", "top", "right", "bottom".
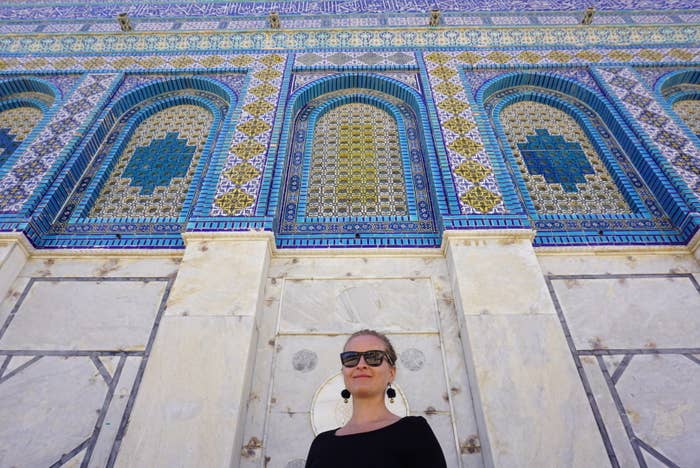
[{"left": 310, "top": 372, "right": 409, "bottom": 435}]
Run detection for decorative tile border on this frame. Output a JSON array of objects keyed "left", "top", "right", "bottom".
[
  {"left": 0, "top": 0, "right": 697, "bottom": 22},
  {"left": 0, "top": 73, "right": 118, "bottom": 215},
  {"left": 597, "top": 67, "right": 700, "bottom": 206},
  {"left": 0, "top": 24, "right": 697, "bottom": 54}
]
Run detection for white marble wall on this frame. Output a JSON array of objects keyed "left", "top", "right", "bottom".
[
  {"left": 239, "top": 253, "right": 484, "bottom": 468},
  {"left": 0, "top": 247, "right": 178, "bottom": 468},
  {"left": 0, "top": 233, "right": 698, "bottom": 468},
  {"left": 540, "top": 249, "right": 700, "bottom": 468}
]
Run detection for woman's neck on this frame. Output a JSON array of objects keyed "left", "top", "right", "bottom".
[{"left": 339, "top": 395, "right": 400, "bottom": 435}]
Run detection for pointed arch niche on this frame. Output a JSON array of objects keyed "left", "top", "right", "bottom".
[
  {"left": 0, "top": 77, "right": 57, "bottom": 170},
  {"left": 477, "top": 72, "right": 684, "bottom": 245},
  {"left": 658, "top": 69, "right": 700, "bottom": 141},
  {"left": 41, "top": 76, "right": 235, "bottom": 248},
  {"left": 272, "top": 74, "right": 442, "bottom": 248}
]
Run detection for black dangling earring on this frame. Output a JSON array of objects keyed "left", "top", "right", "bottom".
[
  {"left": 341, "top": 389, "right": 351, "bottom": 404},
  {"left": 386, "top": 383, "right": 396, "bottom": 404}
]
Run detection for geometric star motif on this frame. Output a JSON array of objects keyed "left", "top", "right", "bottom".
[
  {"left": 455, "top": 51, "right": 481, "bottom": 65},
  {"left": 454, "top": 159, "right": 491, "bottom": 183},
  {"left": 253, "top": 68, "right": 282, "bottom": 81},
  {"left": 437, "top": 97, "right": 470, "bottom": 115},
  {"left": 249, "top": 83, "right": 277, "bottom": 98},
  {"left": 434, "top": 81, "right": 463, "bottom": 96},
  {"left": 243, "top": 100, "right": 275, "bottom": 117},
  {"left": 461, "top": 186, "right": 502, "bottom": 213},
  {"left": 231, "top": 140, "right": 267, "bottom": 160},
  {"left": 215, "top": 188, "right": 255, "bottom": 214},
  {"left": 517, "top": 51, "right": 542, "bottom": 64},
  {"left": 443, "top": 116, "right": 476, "bottom": 135},
  {"left": 448, "top": 137, "right": 483, "bottom": 158},
  {"left": 485, "top": 52, "right": 511, "bottom": 64},
  {"left": 237, "top": 118, "right": 271, "bottom": 137},
  {"left": 224, "top": 162, "right": 260, "bottom": 185},
  {"left": 431, "top": 65, "right": 458, "bottom": 80}
]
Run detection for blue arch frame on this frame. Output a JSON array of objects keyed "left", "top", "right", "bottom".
[
  {"left": 71, "top": 94, "right": 222, "bottom": 222},
  {"left": 491, "top": 91, "right": 646, "bottom": 217},
  {"left": 32, "top": 75, "right": 236, "bottom": 248},
  {"left": 265, "top": 72, "right": 452, "bottom": 220},
  {"left": 297, "top": 93, "right": 417, "bottom": 222},
  {"left": 654, "top": 68, "right": 700, "bottom": 156},
  {"left": 264, "top": 73, "right": 451, "bottom": 247},
  {"left": 476, "top": 71, "right": 693, "bottom": 245},
  {"left": 0, "top": 77, "right": 60, "bottom": 177}
]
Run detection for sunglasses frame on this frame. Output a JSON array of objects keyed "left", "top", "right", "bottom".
[{"left": 340, "top": 350, "right": 394, "bottom": 368}]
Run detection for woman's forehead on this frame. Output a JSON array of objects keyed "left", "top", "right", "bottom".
[{"left": 344, "top": 334, "right": 385, "bottom": 351}]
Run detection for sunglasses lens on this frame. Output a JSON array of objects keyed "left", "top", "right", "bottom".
[
  {"left": 341, "top": 350, "right": 390, "bottom": 367},
  {"left": 364, "top": 351, "right": 384, "bottom": 366},
  {"left": 340, "top": 352, "right": 360, "bottom": 367}
]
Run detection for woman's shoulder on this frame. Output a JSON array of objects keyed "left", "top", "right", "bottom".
[
  {"left": 398, "top": 415, "right": 431, "bottom": 427},
  {"left": 312, "top": 428, "right": 338, "bottom": 442}
]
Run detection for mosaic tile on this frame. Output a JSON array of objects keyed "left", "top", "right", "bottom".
[
  {"left": 0, "top": 106, "right": 42, "bottom": 162},
  {"left": 212, "top": 54, "right": 287, "bottom": 216},
  {"left": 292, "top": 71, "right": 420, "bottom": 93},
  {"left": 294, "top": 51, "right": 417, "bottom": 68},
  {"left": 306, "top": 103, "right": 407, "bottom": 217},
  {"left": 424, "top": 51, "right": 504, "bottom": 215},
  {"left": 1, "top": 0, "right": 695, "bottom": 23},
  {"left": 672, "top": 99, "right": 700, "bottom": 139},
  {"left": 599, "top": 67, "right": 700, "bottom": 195},
  {"left": 276, "top": 87, "right": 438, "bottom": 242},
  {"left": 89, "top": 105, "right": 213, "bottom": 218},
  {"left": 0, "top": 74, "right": 117, "bottom": 213},
  {"left": 0, "top": 26, "right": 698, "bottom": 53},
  {"left": 499, "top": 101, "right": 631, "bottom": 214}
]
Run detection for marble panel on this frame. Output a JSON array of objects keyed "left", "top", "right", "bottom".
[
  {"left": 462, "top": 313, "right": 609, "bottom": 467},
  {"left": 88, "top": 356, "right": 141, "bottom": 468},
  {"left": 580, "top": 356, "right": 638, "bottom": 466},
  {"left": 18, "top": 257, "right": 181, "bottom": 279},
  {"left": 537, "top": 252, "right": 700, "bottom": 277},
  {"left": 116, "top": 315, "right": 256, "bottom": 468},
  {"left": 0, "top": 279, "right": 167, "bottom": 351},
  {"left": 446, "top": 235, "right": 556, "bottom": 316},
  {"left": 270, "top": 334, "right": 346, "bottom": 414},
  {"left": 617, "top": 354, "right": 699, "bottom": 467},
  {"left": 0, "top": 357, "right": 107, "bottom": 467},
  {"left": 239, "top": 276, "right": 283, "bottom": 467},
  {"left": 263, "top": 411, "right": 315, "bottom": 468},
  {"left": 267, "top": 255, "right": 446, "bottom": 280},
  {"left": 279, "top": 278, "right": 439, "bottom": 334},
  {"left": 165, "top": 235, "right": 271, "bottom": 317},
  {"left": 551, "top": 276, "right": 700, "bottom": 350}
]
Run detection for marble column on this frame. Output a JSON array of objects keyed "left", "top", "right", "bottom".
[
  {"left": 116, "top": 232, "right": 274, "bottom": 468},
  {"left": 444, "top": 230, "right": 609, "bottom": 467}
]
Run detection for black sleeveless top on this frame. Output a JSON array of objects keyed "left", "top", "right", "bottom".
[{"left": 304, "top": 416, "right": 447, "bottom": 468}]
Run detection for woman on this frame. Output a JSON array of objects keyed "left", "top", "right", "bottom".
[{"left": 305, "top": 329, "right": 447, "bottom": 468}]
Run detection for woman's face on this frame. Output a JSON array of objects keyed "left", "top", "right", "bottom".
[{"left": 342, "top": 334, "right": 396, "bottom": 400}]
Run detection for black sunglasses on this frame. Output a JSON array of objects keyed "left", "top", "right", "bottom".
[{"left": 340, "top": 350, "right": 394, "bottom": 368}]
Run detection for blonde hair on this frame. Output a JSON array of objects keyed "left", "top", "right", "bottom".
[{"left": 344, "top": 329, "right": 397, "bottom": 367}]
